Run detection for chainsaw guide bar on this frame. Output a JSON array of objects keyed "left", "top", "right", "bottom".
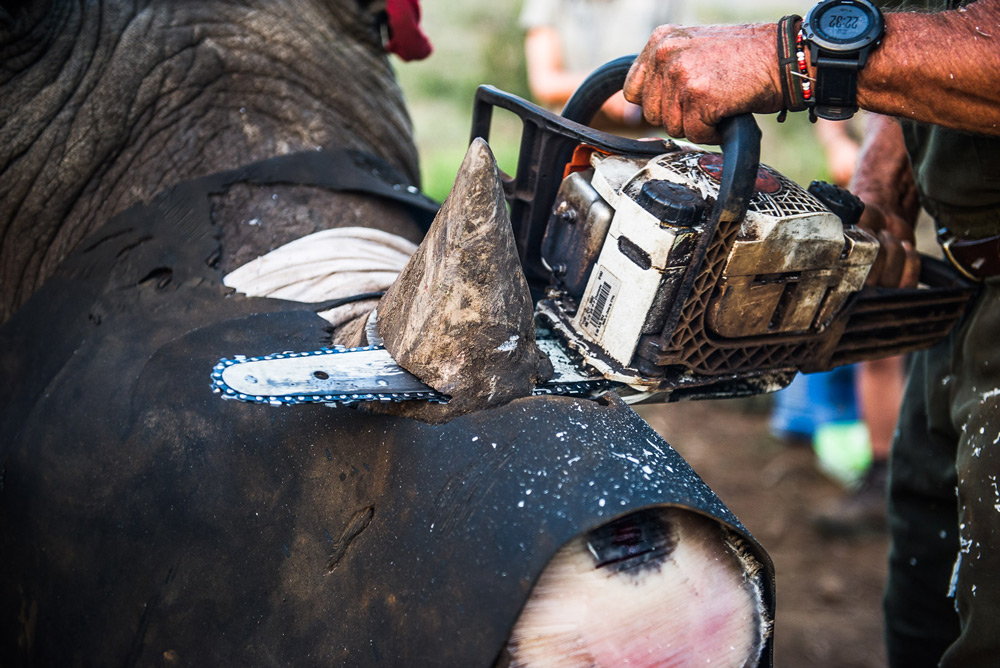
[{"left": 211, "top": 338, "right": 610, "bottom": 407}]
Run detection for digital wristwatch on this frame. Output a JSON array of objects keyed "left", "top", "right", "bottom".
[{"left": 802, "top": 0, "right": 885, "bottom": 120}]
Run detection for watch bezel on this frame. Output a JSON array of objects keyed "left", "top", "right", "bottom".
[{"left": 803, "top": 0, "right": 885, "bottom": 53}]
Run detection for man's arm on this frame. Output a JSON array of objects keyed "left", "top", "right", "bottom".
[
  {"left": 623, "top": 0, "right": 1000, "bottom": 143},
  {"left": 525, "top": 27, "right": 586, "bottom": 108},
  {"left": 859, "top": 3, "right": 999, "bottom": 133},
  {"left": 815, "top": 118, "right": 861, "bottom": 187},
  {"left": 524, "top": 27, "right": 636, "bottom": 122}
]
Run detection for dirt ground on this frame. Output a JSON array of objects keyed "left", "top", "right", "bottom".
[{"left": 635, "top": 399, "right": 889, "bottom": 668}]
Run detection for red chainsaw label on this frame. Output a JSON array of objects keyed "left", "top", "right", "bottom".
[{"left": 696, "top": 154, "right": 781, "bottom": 194}]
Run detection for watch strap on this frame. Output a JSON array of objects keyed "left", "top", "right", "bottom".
[
  {"left": 812, "top": 54, "right": 862, "bottom": 120},
  {"left": 801, "top": 0, "right": 885, "bottom": 121}
]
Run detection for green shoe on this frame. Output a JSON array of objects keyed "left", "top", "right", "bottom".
[{"left": 811, "top": 460, "right": 889, "bottom": 537}]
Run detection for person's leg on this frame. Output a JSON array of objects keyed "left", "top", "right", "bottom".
[
  {"left": 939, "top": 279, "right": 1000, "bottom": 668},
  {"left": 858, "top": 356, "right": 906, "bottom": 464},
  {"left": 811, "top": 356, "right": 907, "bottom": 536},
  {"left": 883, "top": 340, "right": 961, "bottom": 667}
]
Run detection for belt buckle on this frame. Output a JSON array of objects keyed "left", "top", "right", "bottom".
[{"left": 939, "top": 233, "right": 984, "bottom": 282}]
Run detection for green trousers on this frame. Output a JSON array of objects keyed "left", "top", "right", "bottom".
[{"left": 885, "top": 276, "right": 1000, "bottom": 667}]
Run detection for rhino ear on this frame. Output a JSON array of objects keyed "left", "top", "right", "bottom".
[
  {"left": 504, "top": 509, "right": 770, "bottom": 668},
  {"left": 370, "top": 137, "right": 552, "bottom": 423}
]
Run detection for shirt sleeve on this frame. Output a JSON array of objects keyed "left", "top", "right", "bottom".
[{"left": 519, "top": 0, "right": 560, "bottom": 30}]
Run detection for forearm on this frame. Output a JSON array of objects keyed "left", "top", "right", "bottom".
[
  {"left": 625, "top": 1, "right": 999, "bottom": 142},
  {"left": 524, "top": 28, "right": 586, "bottom": 107},
  {"left": 857, "top": 1, "right": 999, "bottom": 134},
  {"left": 525, "top": 27, "right": 636, "bottom": 122},
  {"left": 815, "top": 118, "right": 860, "bottom": 186},
  {"left": 850, "top": 114, "right": 919, "bottom": 226}
]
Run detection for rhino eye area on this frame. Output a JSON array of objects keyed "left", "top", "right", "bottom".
[{"left": 585, "top": 508, "right": 676, "bottom": 572}]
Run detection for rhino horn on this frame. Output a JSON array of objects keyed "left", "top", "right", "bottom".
[{"left": 369, "top": 137, "right": 553, "bottom": 423}]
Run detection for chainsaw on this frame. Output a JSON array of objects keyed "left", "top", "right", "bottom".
[{"left": 212, "top": 56, "right": 973, "bottom": 407}]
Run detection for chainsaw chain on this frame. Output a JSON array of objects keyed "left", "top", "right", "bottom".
[{"left": 211, "top": 345, "right": 610, "bottom": 407}]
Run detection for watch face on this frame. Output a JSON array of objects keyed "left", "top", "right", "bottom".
[
  {"left": 817, "top": 4, "right": 871, "bottom": 42},
  {"left": 804, "top": 0, "right": 884, "bottom": 51}
]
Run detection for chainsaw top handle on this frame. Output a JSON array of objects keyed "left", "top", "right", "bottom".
[{"left": 471, "top": 55, "right": 761, "bottom": 296}]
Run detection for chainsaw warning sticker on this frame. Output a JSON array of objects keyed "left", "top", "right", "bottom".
[{"left": 579, "top": 266, "right": 621, "bottom": 340}]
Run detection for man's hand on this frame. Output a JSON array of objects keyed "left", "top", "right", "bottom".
[
  {"left": 857, "top": 201, "right": 920, "bottom": 288},
  {"left": 815, "top": 119, "right": 860, "bottom": 187},
  {"left": 601, "top": 91, "right": 644, "bottom": 127},
  {"left": 623, "top": 23, "right": 782, "bottom": 143},
  {"left": 851, "top": 115, "right": 921, "bottom": 288}
]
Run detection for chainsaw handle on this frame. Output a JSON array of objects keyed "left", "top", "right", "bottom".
[
  {"left": 563, "top": 56, "right": 762, "bottom": 338},
  {"left": 562, "top": 54, "right": 761, "bottom": 230},
  {"left": 468, "top": 56, "right": 759, "bottom": 298},
  {"left": 560, "top": 55, "right": 638, "bottom": 126}
]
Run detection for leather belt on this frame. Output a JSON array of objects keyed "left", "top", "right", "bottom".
[{"left": 939, "top": 229, "right": 1000, "bottom": 281}]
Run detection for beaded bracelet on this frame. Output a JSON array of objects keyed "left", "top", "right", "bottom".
[
  {"left": 776, "top": 15, "right": 807, "bottom": 122},
  {"left": 795, "top": 28, "right": 818, "bottom": 122}
]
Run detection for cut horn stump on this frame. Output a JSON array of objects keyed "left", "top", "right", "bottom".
[{"left": 369, "top": 138, "right": 552, "bottom": 423}]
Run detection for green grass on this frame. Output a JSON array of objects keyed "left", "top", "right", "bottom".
[
  {"left": 395, "top": 0, "right": 832, "bottom": 202},
  {"left": 394, "top": 1, "right": 530, "bottom": 202}
]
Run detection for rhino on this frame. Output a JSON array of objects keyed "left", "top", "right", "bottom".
[{"left": 0, "top": 1, "right": 773, "bottom": 665}]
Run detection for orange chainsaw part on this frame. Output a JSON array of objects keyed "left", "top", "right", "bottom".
[{"left": 563, "top": 144, "right": 613, "bottom": 179}]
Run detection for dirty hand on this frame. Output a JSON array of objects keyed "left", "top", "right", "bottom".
[
  {"left": 850, "top": 114, "right": 921, "bottom": 289},
  {"left": 825, "top": 138, "right": 860, "bottom": 188},
  {"left": 815, "top": 119, "right": 861, "bottom": 187},
  {"left": 856, "top": 201, "right": 920, "bottom": 289},
  {"left": 624, "top": 23, "right": 782, "bottom": 144}
]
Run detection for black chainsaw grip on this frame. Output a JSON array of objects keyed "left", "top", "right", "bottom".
[
  {"left": 562, "top": 55, "right": 761, "bottom": 226},
  {"left": 560, "top": 55, "right": 637, "bottom": 126}
]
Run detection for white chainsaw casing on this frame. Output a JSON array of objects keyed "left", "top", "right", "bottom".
[
  {"left": 571, "top": 150, "right": 877, "bottom": 368},
  {"left": 573, "top": 158, "right": 688, "bottom": 365}
]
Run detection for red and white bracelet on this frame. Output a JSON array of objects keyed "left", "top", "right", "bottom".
[{"left": 795, "top": 29, "right": 818, "bottom": 121}]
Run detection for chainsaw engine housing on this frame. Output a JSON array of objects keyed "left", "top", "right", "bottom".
[
  {"left": 537, "top": 148, "right": 879, "bottom": 396},
  {"left": 471, "top": 82, "right": 973, "bottom": 402}
]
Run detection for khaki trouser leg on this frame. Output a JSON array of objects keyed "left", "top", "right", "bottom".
[
  {"left": 885, "top": 277, "right": 1000, "bottom": 668},
  {"left": 940, "top": 277, "right": 1000, "bottom": 667}
]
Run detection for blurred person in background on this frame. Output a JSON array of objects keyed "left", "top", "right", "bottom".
[
  {"left": 801, "top": 114, "right": 909, "bottom": 537},
  {"left": 520, "top": 0, "right": 686, "bottom": 128},
  {"left": 812, "top": 65, "right": 906, "bottom": 532}
]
